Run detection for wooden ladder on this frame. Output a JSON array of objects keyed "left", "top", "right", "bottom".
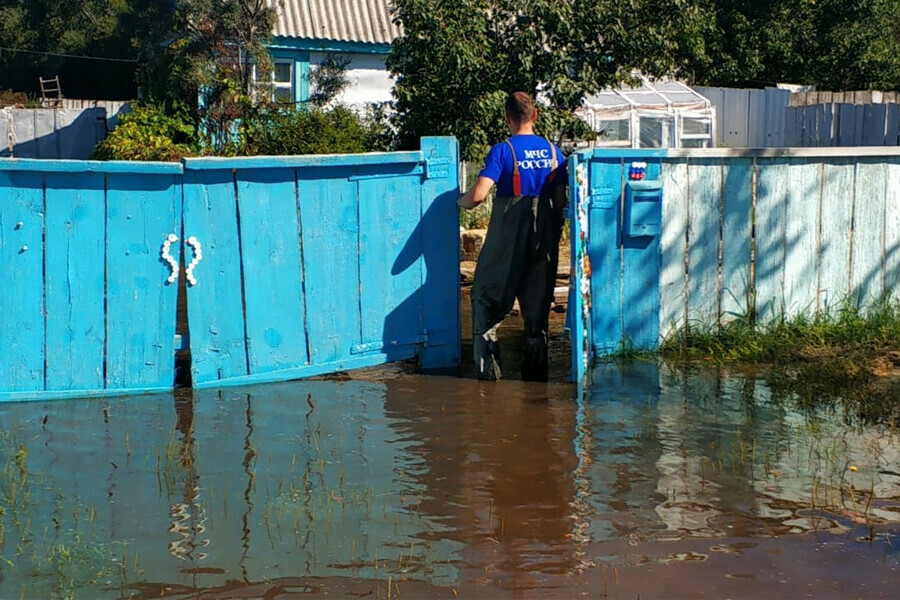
[{"left": 39, "top": 76, "right": 63, "bottom": 107}]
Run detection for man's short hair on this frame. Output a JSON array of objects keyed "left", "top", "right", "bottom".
[{"left": 505, "top": 91, "right": 537, "bottom": 124}]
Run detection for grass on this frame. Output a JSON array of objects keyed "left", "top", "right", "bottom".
[
  {"left": 660, "top": 300, "right": 900, "bottom": 364},
  {"left": 659, "top": 300, "right": 900, "bottom": 424}
]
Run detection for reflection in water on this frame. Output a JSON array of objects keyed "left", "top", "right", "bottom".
[{"left": 0, "top": 362, "right": 899, "bottom": 598}]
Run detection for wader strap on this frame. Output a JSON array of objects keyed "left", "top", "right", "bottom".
[
  {"left": 505, "top": 137, "right": 559, "bottom": 195},
  {"left": 504, "top": 139, "right": 522, "bottom": 196}
]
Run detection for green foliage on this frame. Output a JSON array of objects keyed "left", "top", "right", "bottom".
[
  {"left": 684, "top": 0, "right": 900, "bottom": 90},
  {"left": 387, "top": 0, "right": 710, "bottom": 161},
  {"left": 247, "top": 105, "right": 383, "bottom": 156},
  {"left": 92, "top": 105, "right": 200, "bottom": 161}
]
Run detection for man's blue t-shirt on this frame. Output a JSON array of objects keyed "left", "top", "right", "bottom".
[{"left": 478, "top": 134, "right": 568, "bottom": 197}]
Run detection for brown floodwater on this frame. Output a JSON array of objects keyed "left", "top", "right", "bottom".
[{"left": 2, "top": 354, "right": 899, "bottom": 599}]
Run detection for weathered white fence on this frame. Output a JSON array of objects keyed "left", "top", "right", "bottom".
[
  {"left": 659, "top": 147, "right": 900, "bottom": 337},
  {"left": 1, "top": 104, "right": 130, "bottom": 159}
]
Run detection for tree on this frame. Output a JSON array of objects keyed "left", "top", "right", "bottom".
[
  {"left": 140, "top": 0, "right": 277, "bottom": 152},
  {"left": 0, "top": 0, "right": 160, "bottom": 98},
  {"left": 387, "top": 0, "right": 716, "bottom": 161},
  {"left": 683, "top": 0, "right": 900, "bottom": 90}
]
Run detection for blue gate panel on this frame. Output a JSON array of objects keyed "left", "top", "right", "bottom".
[
  {"left": 587, "top": 158, "right": 623, "bottom": 354},
  {"left": 237, "top": 168, "right": 308, "bottom": 375},
  {"left": 105, "top": 171, "right": 182, "bottom": 389},
  {"left": 418, "top": 137, "right": 461, "bottom": 370},
  {"left": 44, "top": 172, "right": 106, "bottom": 391},
  {"left": 299, "top": 172, "right": 363, "bottom": 365},
  {"left": 358, "top": 172, "right": 424, "bottom": 362},
  {"left": 0, "top": 171, "right": 44, "bottom": 392},
  {"left": 182, "top": 168, "right": 249, "bottom": 383},
  {"left": 622, "top": 158, "right": 662, "bottom": 350}
]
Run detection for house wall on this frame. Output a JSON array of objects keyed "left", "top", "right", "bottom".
[{"left": 310, "top": 51, "right": 393, "bottom": 108}]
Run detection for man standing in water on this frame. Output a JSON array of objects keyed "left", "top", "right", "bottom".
[{"left": 458, "top": 91, "right": 568, "bottom": 381}]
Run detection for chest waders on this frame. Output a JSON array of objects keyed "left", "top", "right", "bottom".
[{"left": 471, "top": 139, "right": 565, "bottom": 381}]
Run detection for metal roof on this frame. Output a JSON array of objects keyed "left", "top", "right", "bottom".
[{"left": 266, "top": 0, "right": 402, "bottom": 45}]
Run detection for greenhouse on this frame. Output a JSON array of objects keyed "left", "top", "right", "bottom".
[{"left": 576, "top": 74, "right": 716, "bottom": 149}]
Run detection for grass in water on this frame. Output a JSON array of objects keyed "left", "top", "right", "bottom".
[{"left": 659, "top": 300, "right": 900, "bottom": 424}]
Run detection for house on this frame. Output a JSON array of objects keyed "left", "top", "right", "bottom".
[{"left": 263, "top": 0, "right": 401, "bottom": 108}]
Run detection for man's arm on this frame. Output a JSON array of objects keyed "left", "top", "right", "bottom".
[{"left": 457, "top": 176, "right": 495, "bottom": 209}]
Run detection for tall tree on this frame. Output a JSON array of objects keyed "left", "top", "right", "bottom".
[
  {"left": 0, "top": 0, "right": 171, "bottom": 99},
  {"left": 387, "top": 0, "right": 716, "bottom": 160}
]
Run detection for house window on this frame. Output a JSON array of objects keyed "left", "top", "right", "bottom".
[{"left": 272, "top": 60, "right": 293, "bottom": 104}]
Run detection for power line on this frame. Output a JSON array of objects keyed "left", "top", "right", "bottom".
[{"left": 0, "top": 45, "right": 139, "bottom": 63}]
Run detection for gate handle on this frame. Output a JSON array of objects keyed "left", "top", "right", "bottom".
[
  {"left": 161, "top": 233, "right": 179, "bottom": 284},
  {"left": 185, "top": 236, "right": 203, "bottom": 286}
]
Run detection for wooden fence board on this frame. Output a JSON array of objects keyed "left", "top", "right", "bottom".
[
  {"left": 299, "top": 174, "right": 364, "bottom": 365},
  {"left": 44, "top": 172, "right": 106, "bottom": 390},
  {"left": 755, "top": 159, "right": 789, "bottom": 321},
  {"left": 182, "top": 169, "right": 250, "bottom": 384},
  {"left": 687, "top": 159, "right": 722, "bottom": 325},
  {"left": 851, "top": 161, "right": 888, "bottom": 306},
  {"left": 782, "top": 160, "right": 821, "bottom": 318},
  {"left": 0, "top": 171, "right": 45, "bottom": 391},
  {"left": 884, "top": 162, "right": 900, "bottom": 303},
  {"left": 660, "top": 160, "right": 689, "bottom": 338},
  {"left": 104, "top": 172, "right": 181, "bottom": 389},
  {"left": 237, "top": 168, "right": 308, "bottom": 375},
  {"left": 720, "top": 159, "right": 754, "bottom": 321},
  {"left": 818, "top": 160, "right": 855, "bottom": 311}
]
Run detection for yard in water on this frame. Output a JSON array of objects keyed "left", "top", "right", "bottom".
[{"left": 2, "top": 301, "right": 900, "bottom": 598}]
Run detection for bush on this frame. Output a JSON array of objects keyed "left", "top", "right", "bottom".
[
  {"left": 92, "top": 104, "right": 199, "bottom": 161},
  {"left": 248, "top": 105, "right": 383, "bottom": 156}
]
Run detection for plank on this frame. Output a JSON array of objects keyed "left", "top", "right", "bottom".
[
  {"left": 418, "top": 137, "right": 461, "bottom": 370},
  {"left": 0, "top": 171, "right": 45, "bottom": 392},
  {"left": 755, "top": 159, "right": 789, "bottom": 322},
  {"left": 863, "top": 104, "right": 888, "bottom": 146},
  {"left": 659, "top": 159, "right": 689, "bottom": 339},
  {"left": 687, "top": 159, "right": 722, "bottom": 326},
  {"left": 44, "top": 172, "right": 106, "bottom": 391},
  {"left": 887, "top": 104, "right": 900, "bottom": 146},
  {"left": 747, "top": 89, "right": 767, "bottom": 148},
  {"left": 720, "top": 158, "right": 754, "bottom": 321},
  {"left": 105, "top": 171, "right": 181, "bottom": 389},
  {"left": 818, "top": 160, "right": 855, "bottom": 311},
  {"left": 851, "top": 160, "right": 887, "bottom": 306},
  {"left": 884, "top": 161, "right": 900, "bottom": 303},
  {"left": 357, "top": 171, "right": 423, "bottom": 359},
  {"left": 622, "top": 158, "right": 662, "bottom": 349},
  {"left": 237, "top": 167, "right": 307, "bottom": 375},
  {"left": 782, "top": 159, "right": 821, "bottom": 319},
  {"left": 298, "top": 172, "right": 362, "bottom": 364},
  {"left": 182, "top": 168, "right": 250, "bottom": 384},
  {"left": 587, "top": 157, "right": 623, "bottom": 354}
]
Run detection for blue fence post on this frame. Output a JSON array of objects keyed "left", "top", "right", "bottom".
[{"left": 418, "top": 136, "right": 461, "bottom": 372}]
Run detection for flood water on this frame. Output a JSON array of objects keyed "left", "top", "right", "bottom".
[{"left": 2, "top": 361, "right": 899, "bottom": 599}]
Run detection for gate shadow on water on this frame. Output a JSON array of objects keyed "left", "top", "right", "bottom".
[{"left": 1, "top": 362, "right": 899, "bottom": 598}]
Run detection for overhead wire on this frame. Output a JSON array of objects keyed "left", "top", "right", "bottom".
[{"left": 0, "top": 45, "right": 139, "bottom": 63}]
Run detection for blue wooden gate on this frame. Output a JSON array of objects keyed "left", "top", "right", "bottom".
[
  {"left": 0, "top": 137, "right": 460, "bottom": 401},
  {"left": 181, "top": 137, "right": 460, "bottom": 388}
]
